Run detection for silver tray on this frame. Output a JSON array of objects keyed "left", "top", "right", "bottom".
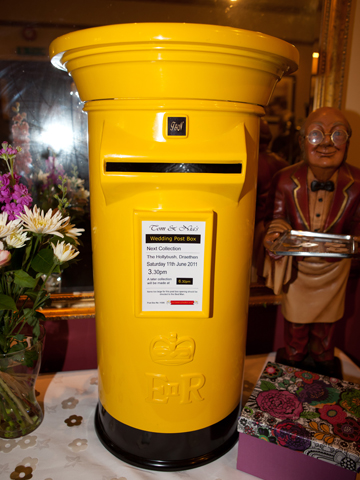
[{"left": 269, "top": 230, "right": 359, "bottom": 258}]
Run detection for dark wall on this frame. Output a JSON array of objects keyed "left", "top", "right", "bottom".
[{"left": 41, "top": 317, "right": 97, "bottom": 373}]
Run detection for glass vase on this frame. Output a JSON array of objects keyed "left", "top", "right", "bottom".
[
  {"left": 0, "top": 328, "right": 45, "bottom": 438},
  {"left": 42, "top": 272, "right": 62, "bottom": 293}
]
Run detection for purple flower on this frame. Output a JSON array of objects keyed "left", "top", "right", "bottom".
[
  {"left": 0, "top": 187, "right": 11, "bottom": 203},
  {"left": 13, "top": 173, "right": 21, "bottom": 183},
  {"left": 0, "top": 142, "right": 33, "bottom": 218},
  {"left": 0, "top": 141, "right": 19, "bottom": 157},
  {"left": 296, "top": 380, "right": 339, "bottom": 406},
  {"left": 12, "top": 183, "right": 32, "bottom": 205},
  {"left": 0, "top": 173, "right": 20, "bottom": 186},
  {"left": 44, "top": 155, "right": 65, "bottom": 189},
  {"left": 0, "top": 173, "right": 32, "bottom": 219},
  {"left": 2, "top": 202, "right": 20, "bottom": 219},
  {"left": 12, "top": 183, "right": 25, "bottom": 199},
  {"left": 256, "top": 390, "right": 303, "bottom": 420},
  {"left": 0, "top": 174, "right": 10, "bottom": 189},
  {"left": 2, "top": 200, "right": 30, "bottom": 220},
  {"left": 273, "top": 420, "right": 312, "bottom": 451}
]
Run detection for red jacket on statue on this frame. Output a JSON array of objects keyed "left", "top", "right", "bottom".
[{"left": 265, "top": 160, "right": 360, "bottom": 237}]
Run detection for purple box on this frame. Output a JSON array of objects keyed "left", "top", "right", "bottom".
[{"left": 237, "top": 362, "right": 360, "bottom": 480}]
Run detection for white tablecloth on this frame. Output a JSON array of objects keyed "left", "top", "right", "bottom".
[{"left": 1, "top": 350, "right": 360, "bottom": 480}]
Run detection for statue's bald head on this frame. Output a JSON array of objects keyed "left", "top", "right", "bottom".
[{"left": 300, "top": 107, "right": 351, "bottom": 138}]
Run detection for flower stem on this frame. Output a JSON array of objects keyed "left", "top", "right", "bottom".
[
  {"left": 0, "top": 393, "right": 11, "bottom": 422},
  {"left": 7, "top": 314, "right": 27, "bottom": 343},
  {"left": 33, "top": 265, "right": 56, "bottom": 310},
  {"left": 0, "top": 375, "right": 34, "bottom": 425}
]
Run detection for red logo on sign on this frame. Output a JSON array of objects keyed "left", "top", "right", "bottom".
[{"left": 171, "top": 301, "right": 194, "bottom": 305}]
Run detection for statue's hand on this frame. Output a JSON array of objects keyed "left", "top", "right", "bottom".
[
  {"left": 263, "top": 231, "right": 280, "bottom": 250},
  {"left": 263, "top": 231, "right": 283, "bottom": 260}
]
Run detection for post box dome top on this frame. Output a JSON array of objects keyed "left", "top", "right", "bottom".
[
  {"left": 50, "top": 22, "right": 298, "bottom": 73},
  {"left": 49, "top": 23, "right": 299, "bottom": 105}
]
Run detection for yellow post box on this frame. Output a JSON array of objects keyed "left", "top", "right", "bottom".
[{"left": 50, "top": 23, "right": 298, "bottom": 470}]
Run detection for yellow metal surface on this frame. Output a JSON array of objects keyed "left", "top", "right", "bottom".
[
  {"left": 49, "top": 23, "right": 298, "bottom": 434},
  {"left": 87, "top": 99, "right": 260, "bottom": 432},
  {"left": 50, "top": 23, "right": 298, "bottom": 105}
]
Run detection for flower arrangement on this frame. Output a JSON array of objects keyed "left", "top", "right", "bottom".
[
  {"left": 0, "top": 141, "right": 83, "bottom": 354},
  {"left": 0, "top": 141, "right": 84, "bottom": 438}
]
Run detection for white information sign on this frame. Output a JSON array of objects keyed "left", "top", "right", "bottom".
[{"left": 142, "top": 220, "right": 206, "bottom": 311}]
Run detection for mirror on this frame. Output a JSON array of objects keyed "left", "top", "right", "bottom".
[{"left": 0, "top": 0, "right": 352, "bottom": 317}]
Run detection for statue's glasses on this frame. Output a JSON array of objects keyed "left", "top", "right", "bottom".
[{"left": 305, "top": 128, "right": 349, "bottom": 146}]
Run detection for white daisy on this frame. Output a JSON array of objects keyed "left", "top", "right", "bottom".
[
  {"left": 62, "top": 223, "right": 85, "bottom": 245},
  {"left": 0, "top": 213, "right": 22, "bottom": 239},
  {"left": 51, "top": 241, "right": 79, "bottom": 263},
  {"left": 20, "top": 206, "right": 69, "bottom": 238},
  {"left": 5, "top": 227, "right": 30, "bottom": 249}
]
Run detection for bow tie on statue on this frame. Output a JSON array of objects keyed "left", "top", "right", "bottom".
[{"left": 310, "top": 180, "right": 335, "bottom": 192}]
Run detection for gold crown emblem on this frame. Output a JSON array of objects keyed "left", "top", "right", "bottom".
[{"left": 150, "top": 332, "right": 195, "bottom": 365}]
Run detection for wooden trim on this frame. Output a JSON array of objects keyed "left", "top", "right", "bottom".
[
  {"left": 39, "top": 286, "right": 281, "bottom": 320},
  {"left": 313, "top": 0, "right": 352, "bottom": 109},
  {"left": 248, "top": 285, "right": 282, "bottom": 307}
]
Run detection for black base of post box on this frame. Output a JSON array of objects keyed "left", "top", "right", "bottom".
[{"left": 94, "top": 402, "right": 239, "bottom": 471}]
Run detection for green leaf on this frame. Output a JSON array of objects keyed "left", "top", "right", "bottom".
[
  {"left": 32, "top": 322, "right": 41, "bottom": 344},
  {"left": 23, "top": 308, "right": 38, "bottom": 327},
  {"left": 260, "top": 381, "right": 277, "bottom": 391},
  {"left": 7, "top": 342, "right": 27, "bottom": 354},
  {"left": 31, "top": 248, "right": 55, "bottom": 274},
  {"left": 300, "top": 411, "right": 320, "bottom": 419},
  {"left": 35, "top": 311, "right": 46, "bottom": 322},
  {"left": 13, "top": 270, "right": 37, "bottom": 288},
  {"left": 23, "top": 349, "right": 39, "bottom": 367},
  {"left": 0, "top": 294, "right": 17, "bottom": 311},
  {"left": 13, "top": 334, "right": 26, "bottom": 342}
]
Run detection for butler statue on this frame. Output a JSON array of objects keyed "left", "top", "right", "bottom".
[{"left": 262, "top": 107, "right": 360, "bottom": 376}]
